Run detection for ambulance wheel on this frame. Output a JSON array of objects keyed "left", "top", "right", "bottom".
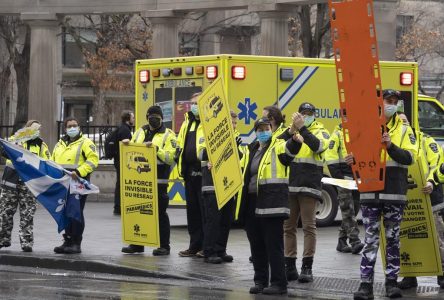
[
  {"left": 316, "top": 184, "right": 338, "bottom": 227},
  {"left": 137, "top": 166, "right": 141, "bottom": 174}
]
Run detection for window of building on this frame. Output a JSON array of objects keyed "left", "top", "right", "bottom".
[{"left": 396, "top": 15, "right": 414, "bottom": 47}]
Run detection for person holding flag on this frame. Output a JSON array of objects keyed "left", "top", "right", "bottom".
[
  {"left": 52, "top": 117, "right": 99, "bottom": 254},
  {"left": 0, "top": 120, "right": 50, "bottom": 252}
]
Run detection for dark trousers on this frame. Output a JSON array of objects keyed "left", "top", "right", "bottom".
[
  {"left": 202, "top": 192, "right": 234, "bottom": 257},
  {"left": 184, "top": 173, "right": 204, "bottom": 252},
  {"left": 158, "top": 185, "right": 170, "bottom": 250},
  {"left": 245, "top": 193, "right": 287, "bottom": 288},
  {"left": 114, "top": 162, "right": 120, "bottom": 211},
  {"left": 65, "top": 194, "right": 87, "bottom": 243}
]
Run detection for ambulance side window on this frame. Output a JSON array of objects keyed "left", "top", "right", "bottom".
[
  {"left": 418, "top": 100, "right": 444, "bottom": 136},
  {"left": 155, "top": 88, "right": 173, "bottom": 129}
]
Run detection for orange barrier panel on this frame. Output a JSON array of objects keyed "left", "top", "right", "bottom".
[{"left": 328, "top": 0, "right": 386, "bottom": 192}]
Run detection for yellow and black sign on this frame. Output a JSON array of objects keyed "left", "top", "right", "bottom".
[
  {"left": 120, "top": 142, "right": 159, "bottom": 247},
  {"left": 381, "top": 160, "right": 442, "bottom": 276},
  {"left": 198, "top": 77, "right": 243, "bottom": 209}
]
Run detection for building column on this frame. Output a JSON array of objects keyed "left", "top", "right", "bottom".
[
  {"left": 373, "top": 0, "right": 398, "bottom": 60},
  {"left": 150, "top": 17, "right": 181, "bottom": 58},
  {"left": 22, "top": 13, "right": 59, "bottom": 149},
  {"left": 257, "top": 11, "right": 289, "bottom": 56}
]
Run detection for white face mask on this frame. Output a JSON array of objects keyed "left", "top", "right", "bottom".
[
  {"left": 384, "top": 104, "right": 397, "bottom": 118},
  {"left": 304, "top": 115, "right": 315, "bottom": 127},
  {"left": 66, "top": 127, "right": 80, "bottom": 138}
]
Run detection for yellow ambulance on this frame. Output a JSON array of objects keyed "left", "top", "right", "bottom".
[{"left": 134, "top": 54, "right": 444, "bottom": 226}]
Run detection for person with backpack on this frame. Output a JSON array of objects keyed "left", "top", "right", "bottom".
[
  {"left": 107, "top": 110, "right": 134, "bottom": 215},
  {"left": 121, "top": 105, "right": 177, "bottom": 256}
]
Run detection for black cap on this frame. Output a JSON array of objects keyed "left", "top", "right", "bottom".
[
  {"left": 254, "top": 117, "right": 271, "bottom": 131},
  {"left": 298, "top": 102, "right": 316, "bottom": 113},
  {"left": 146, "top": 105, "right": 163, "bottom": 119},
  {"left": 383, "top": 89, "right": 401, "bottom": 100}
]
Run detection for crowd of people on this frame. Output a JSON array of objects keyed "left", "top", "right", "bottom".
[{"left": 1, "top": 89, "right": 444, "bottom": 299}]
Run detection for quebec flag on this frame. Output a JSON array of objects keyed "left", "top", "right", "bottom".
[{"left": 0, "top": 139, "right": 98, "bottom": 232}]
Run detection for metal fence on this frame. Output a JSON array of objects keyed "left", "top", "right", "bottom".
[{"left": 56, "top": 121, "right": 118, "bottom": 160}]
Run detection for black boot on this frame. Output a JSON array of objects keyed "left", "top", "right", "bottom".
[
  {"left": 398, "top": 277, "right": 417, "bottom": 290},
  {"left": 249, "top": 283, "right": 266, "bottom": 294},
  {"left": 385, "top": 279, "right": 402, "bottom": 298},
  {"left": 285, "top": 257, "right": 298, "bottom": 281},
  {"left": 336, "top": 237, "right": 352, "bottom": 253},
  {"left": 437, "top": 273, "right": 444, "bottom": 288},
  {"left": 351, "top": 241, "right": 365, "bottom": 255},
  {"left": 354, "top": 282, "right": 374, "bottom": 300},
  {"left": 298, "top": 257, "right": 313, "bottom": 283},
  {"left": 64, "top": 236, "right": 82, "bottom": 254},
  {"left": 54, "top": 234, "right": 72, "bottom": 254},
  {"left": 121, "top": 244, "right": 144, "bottom": 254}
]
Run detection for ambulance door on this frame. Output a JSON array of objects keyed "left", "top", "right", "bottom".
[{"left": 227, "top": 61, "right": 278, "bottom": 143}]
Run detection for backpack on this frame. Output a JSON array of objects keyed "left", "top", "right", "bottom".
[{"left": 104, "top": 128, "right": 119, "bottom": 159}]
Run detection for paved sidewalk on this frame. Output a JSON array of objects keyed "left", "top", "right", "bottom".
[{"left": 0, "top": 202, "right": 443, "bottom": 299}]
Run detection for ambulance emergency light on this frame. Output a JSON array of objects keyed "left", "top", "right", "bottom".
[
  {"left": 139, "top": 70, "right": 149, "bottom": 83},
  {"left": 400, "top": 72, "right": 413, "bottom": 86},
  {"left": 231, "top": 66, "right": 246, "bottom": 80},
  {"left": 206, "top": 66, "right": 218, "bottom": 79}
]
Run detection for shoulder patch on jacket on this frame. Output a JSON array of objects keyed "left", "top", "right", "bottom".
[
  {"left": 429, "top": 143, "right": 439, "bottom": 153},
  {"left": 329, "top": 140, "right": 335, "bottom": 149},
  {"left": 89, "top": 144, "right": 96, "bottom": 152},
  {"left": 199, "top": 137, "right": 205, "bottom": 144},
  {"left": 408, "top": 133, "right": 416, "bottom": 145},
  {"left": 171, "top": 139, "right": 177, "bottom": 148},
  {"left": 322, "top": 132, "right": 330, "bottom": 139}
]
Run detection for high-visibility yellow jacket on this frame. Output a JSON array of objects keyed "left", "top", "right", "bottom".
[
  {"left": 360, "top": 114, "right": 418, "bottom": 205},
  {"left": 237, "top": 136, "right": 302, "bottom": 220},
  {"left": 324, "top": 124, "right": 353, "bottom": 179},
  {"left": 52, "top": 134, "right": 99, "bottom": 178},
  {"left": 132, "top": 124, "right": 177, "bottom": 184},
  {"left": 280, "top": 120, "right": 330, "bottom": 201},
  {"left": 176, "top": 112, "right": 204, "bottom": 177},
  {"left": 1, "top": 137, "right": 51, "bottom": 189},
  {"left": 415, "top": 131, "right": 443, "bottom": 208}
]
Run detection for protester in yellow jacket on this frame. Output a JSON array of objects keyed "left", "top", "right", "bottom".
[
  {"left": 0, "top": 120, "right": 50, "bottom": 252},
  {"left": 121, "top": 105, "right": 177, "bottom": 256},
  {"left": 52, "top": 117, "right": 99, "bottom": 254}
]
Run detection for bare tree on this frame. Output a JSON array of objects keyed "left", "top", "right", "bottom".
[
  {"left": 62, "top": 14, "right": 152, "bottom": 124},
  {"left": 289, "top": 4, "right": 331, "bottom": 58},
  {"left": 0, "top": 16, "right": 30, "bottom": 128}
]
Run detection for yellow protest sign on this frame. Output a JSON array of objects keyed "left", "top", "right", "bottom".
[
  {"left": 381, "top": 160, "right": 442, "bottom": 276},
  {"left": 198, "top": 77, "right": 243, "bottom": 209},
  {"left": 120, "top": 142, "right": 159, "bottom": 247}
]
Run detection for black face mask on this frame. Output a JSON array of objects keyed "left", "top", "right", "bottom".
[{"left": 148, "top": 117, "right": 162, "bottom": 129}]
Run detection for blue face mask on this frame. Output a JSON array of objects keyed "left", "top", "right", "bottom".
[
  {"left": 304, "top": 115, "right": 315, "bottom": 127},
  {"left": 191, "top": 104, "right": 199, "bottom": 117},
  {"left": 384, "top": 104, "right": 397, "bottom": 118},
  {"left": 256, "top": 130, "right": 272, "bottom": 143},
  {"left": 66, "top": 127, "right": 80, "bottom": 138}
]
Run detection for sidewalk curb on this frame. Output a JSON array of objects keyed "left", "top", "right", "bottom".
[{"left": 0, "top": 254, "right": 194, "bottom": 281}]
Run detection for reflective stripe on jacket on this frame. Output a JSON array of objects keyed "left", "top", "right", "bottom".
[{"left": 52, "top": 134, "right": 99, "bottom": 178}]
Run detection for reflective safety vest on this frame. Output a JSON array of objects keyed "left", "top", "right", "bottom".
[
  {"left": 324, "top": 124, "right": 353, "bottom": 179},
  {"left": 176, "top": 111, "right": 204, "bottom": 177},
  {"left": 288, "top": 120, "right": 330, "bottom": 200},
  {"left": 360, "top": 114, "right": 418, "bottom": 205},
  {"left": 52, "top": 134, "right": 99, "bottom": 178},
  {"left": 132, "top": 125, "right": 177, "bottom": 183},
  {"left": 237, "top": 137, "right": 300, "bottom": 219},
  {"left": 1, "top": 137, "right": 51, "bottom": 189}
]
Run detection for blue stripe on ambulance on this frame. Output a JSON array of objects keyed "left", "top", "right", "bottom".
[{"left": 240, "top": 66, "right": 319, "bottom": 144}]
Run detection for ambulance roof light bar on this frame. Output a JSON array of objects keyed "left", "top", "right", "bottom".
[
  {"left": 400, "top": 72, "right": 413, "bottom": 86},
  {"left": 231, "top": 66, "right": 246, "bottom": 80}
]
